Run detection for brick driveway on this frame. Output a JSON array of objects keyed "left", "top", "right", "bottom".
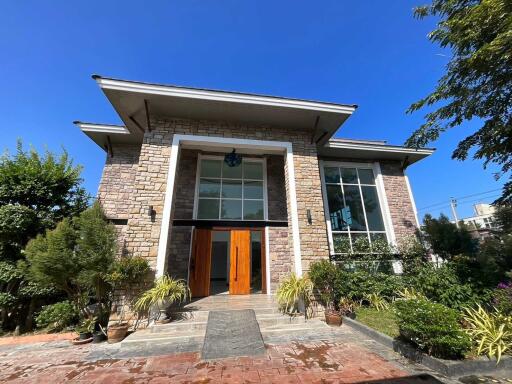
[{"left": 0, "top": 339, "right": 439, "bottom": 384}]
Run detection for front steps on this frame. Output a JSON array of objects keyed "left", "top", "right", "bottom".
[{"left": 121, "top": 296, "right": 330, "bottom": 349}]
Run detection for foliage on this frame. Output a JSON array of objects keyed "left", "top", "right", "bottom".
[
  {"left": 35, "top": 301, "right": 78, "bottom": 331},
  {"left": 0, "top": 205, "right": 38, "bottom": 262},
  {"left": 134, "top": 275, "right": 189, "bottom": 319},
  {"left": 364, "top": 292, "right": 390, "bottom": 311},
  {"left": 396, "top": 235, "right": 428, "bottom": 273},
  {"left": 107, "top": 257, "right": 150, "bottom": 285},
  {"left": 76, "top": 316, "right": 96, "bottom": 334},
  {"left": 406, "top": 0, "right": 512, "bottom": 204},
  {"left": 276, "top": 273, "right": 313, "bottom": 317},
  {"left": 422, "top": 214, "right": 478, "bottom": 259},
  {"left": 0, "top": 292, "right": 16, "bottom": 308},
  {"left": 492, "top": 282, "right": 512, "bottom": 315},
  {"left": 309, "top": 260, "right": 403, "bottom": 307},
  {"left": 355, "top": 307, "right": 399, "bottom": 338},
  {"left": 463, "top": 305, "right": 512, "bottom": 363},
  {"left": 397, "top": 287, "right": 427, "bottom": 301},
  {"left": 394, "top": 299, "right": 471, "bottom": 359},
  {"left": 405, "top": 263, "right": 481, "bottom": 310},
  {"left": 339, "top": 297, "right": 357, "bottom": 316},
  {"left": 25, "top": 202, "right": 117, "bottom": 318}
]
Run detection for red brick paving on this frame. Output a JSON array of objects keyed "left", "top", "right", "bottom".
[
  {"left": 0, "top": 341, "right": 410, "bottom": 383},
  {"left": 0, "top": 332, "right": 75, "bottom": 346}
]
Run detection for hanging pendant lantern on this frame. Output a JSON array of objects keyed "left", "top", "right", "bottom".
[{"left": 224, "top": 149, "right": 242, "bottom": 167}]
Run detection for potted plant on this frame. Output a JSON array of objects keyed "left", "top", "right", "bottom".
[
  {"left": 107, "top": 321, "right": 129, "bottom": 343},
  {"left": 276, "top": 273, "right": 313, "bottom": 319},
  {"left": 133, "top": 275, "right": 189, "bottom": 323},
  {"left": 72, "top": 317, "right": 96, "bottom": 344}
]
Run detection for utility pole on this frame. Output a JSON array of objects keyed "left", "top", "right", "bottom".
[{"left": 450, "top": 198, "right": 460, "bottom": 228}]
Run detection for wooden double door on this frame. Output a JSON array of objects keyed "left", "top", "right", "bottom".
[{"left": 189, "top": 229, "right": 264, "bottom": 297}]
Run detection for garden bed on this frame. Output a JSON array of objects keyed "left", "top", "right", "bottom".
[
  {"left": 343, "top": 316, "right": 512, "bottom": 377},
  {"left": 354, "top": 307, "right": 399, "bottom": 338}
]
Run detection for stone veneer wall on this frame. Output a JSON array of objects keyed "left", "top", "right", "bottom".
[
  {"left": 120, "top": 117, "right": 330, "bottom": 283},
  {"left": 380, "top": 161, "right": 418, "bottom": 241}
]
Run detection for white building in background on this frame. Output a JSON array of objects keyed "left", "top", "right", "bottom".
[{"left": 462, "top": 203, "right": 497, "bottom": 230}]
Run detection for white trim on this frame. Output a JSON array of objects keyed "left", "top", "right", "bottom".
[
  {"left": 74, "top": 122, "right": 130, "bottom": 134},
  {"left": 96, "top": 77, "right": 357, "bottom": 115},
  {"left": 325, "top": 141, "right": 435, "bottom": 156},
  {"left": 156, "top": 135, "right": 181, "bottom": 277},
  {"left": 286, "top": 145, "right": 302, "bottom": 276},
  {"left": 265, "top": 226, "right": 271, "bottom": 295},
  {"left": 373, "top": 162, "right": 396, "bottom": 245},
  {"left": 155, "top": 134, "right": 302, "bottom": 278},
  {"left": 318, "top": 161, "right": 335, "bottom": 255},
  {"left": 404, "top": 173, "right": 421, "bottom": 228}
]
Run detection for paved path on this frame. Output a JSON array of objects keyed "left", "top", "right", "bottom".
[{"left": 0, "top": 324, "right": 510, "bottom": 383}]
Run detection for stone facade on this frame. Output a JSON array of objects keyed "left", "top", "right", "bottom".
[
  {"left": 95, "top": 118, "right": 420, "bottom": 295},
  {"left": 380, "top": 161, "right": 418, "bottom": 241}
]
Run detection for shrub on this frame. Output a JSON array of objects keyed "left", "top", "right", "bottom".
[
  {"left": 394, "top": 299, "right": 471, "bottom": 359},
  {"left": 463, "top": 305, "right": 512, "bottom": 363},
  {"left": 107, "top": 257, "right": 150, "bottom": 285},
  {"left": 364, "top": 292, "right": 389, "bottom": 311},
  {"left": 405, "top": 263, "right": 480, "bottom": 310},
  {"left": 276, "top": 273, "right": 313, "bottom": 317},
  {"left": 309, "top": 260, "right": 403, "bottom": 305},
  {"left": 35, "top": 301, "right": 78, "bottom": 331},
  {"left": 492, "top": 282, "right": 512, "bottom": 315}
]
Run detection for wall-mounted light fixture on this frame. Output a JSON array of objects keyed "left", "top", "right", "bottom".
[
  {"left": 148, "top": 205, "right": 156, "bottom": 221},
  {"left": 307, "top": 209, "right": 312, "bottom": 225}
]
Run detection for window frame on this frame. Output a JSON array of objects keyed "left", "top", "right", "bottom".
[
  {"left": 320, "top": 160, "right": 394, "bottom": 256},
  {"left": 193, "top": 154, "right": 268, "bottom": 221}
]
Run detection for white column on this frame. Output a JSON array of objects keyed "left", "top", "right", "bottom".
[
  {"left": 156, "top": 136, "right": 181, "bottom": 277},
  {"left": 285, "top": 144, "right": 302, "bottom": 276}
]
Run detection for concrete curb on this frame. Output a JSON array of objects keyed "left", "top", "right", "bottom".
[{"left": 342, "top": 316, "right": 512, "bottom": 377}]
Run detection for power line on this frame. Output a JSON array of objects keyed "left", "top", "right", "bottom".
[
  {"left": 419, "top": 194, "right": 501, "bottom": 214},
  {"left": 418, "top": 188, "right": 502, "bottom": 211}
]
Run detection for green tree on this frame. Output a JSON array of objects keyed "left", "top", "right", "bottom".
[
  {"left": 0, "top": 141, "right": 88, "bottom": 331},
  {"left": 406, "top": 0, "right": 512, "bottom": 204},
  {"left": 0, "top": 141, "right": 88, "bottom": 261},
  {"left": 25, "top": 202, "right": 116, "bottom": 318},
  {"left": 422, "top": 213, "right": 478, "bottom": 259}
]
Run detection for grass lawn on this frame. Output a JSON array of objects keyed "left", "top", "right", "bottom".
[{"left": 354, "top": 307, "right": 400, "bottom": 338}]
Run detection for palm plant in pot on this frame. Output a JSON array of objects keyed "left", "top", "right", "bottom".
[
  {"left": 134, "top": 275, "right": 189, "bottom": 324},
  {"left": 276, "top": 273, "right": 313, "bottom": 319}
]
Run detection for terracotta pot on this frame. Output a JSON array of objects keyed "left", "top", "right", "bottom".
[
  {"left": 325, "top": 311, "right": 342, "bottom": 326},
  {"left": 107, "top": 323, "right": 129, "bottom": 343}
]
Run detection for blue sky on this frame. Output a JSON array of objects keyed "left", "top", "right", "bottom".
[{"left": 0, "top": 1, "right": 504, "bottom": 220}]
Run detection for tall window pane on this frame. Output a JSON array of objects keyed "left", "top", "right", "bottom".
[
  {"left": 324, "top": 167, "right": 340, "bottom": 183},
  {"left": 200, "top": 160, "right": 222, "bottom": 178},
  {"left": 199, "top": 179, "right": 221, "bottom": 198},
  {"left": 326, "top": 185, "right": 346, "bottom": 230},
  {"left": 222, "top": 161, "right": 242, "bottom": 178},
  {"left": 244, "top": 162, "right": 263, "bottom": 180},
  {"left": 221, "top": 180, "right": 242, "bottom": 198},
  {"left": 221, "top": 200, "right": 242, "bottom": 220},
  {"left": 362, "top": 186, "right": 385, "bottom": 231},
  {"left": 358, "top": 169, "right": 375, "bottom": 185},
  {"left": 343, "top": 185, "right": 366, "bottom": 231},
  {"left": 244, "top": 181, "right": 263, "bottom": 199},
  {"left": 198, "top": 199, "right": 220, "bottom": 219},
  {"left": 341, "top": 168, "right": 357, "bottom": 184}
]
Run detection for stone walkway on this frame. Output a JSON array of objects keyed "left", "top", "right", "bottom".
[
  {"left": 0, "top": 339, "right": 436, "bottom": 383},
  {"left": 0, "top": 323, "right": 509, "bottom": 383}
]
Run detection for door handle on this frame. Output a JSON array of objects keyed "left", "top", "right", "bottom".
[{"left": 235, "top": 246, "right": 238, "bottom": 282}]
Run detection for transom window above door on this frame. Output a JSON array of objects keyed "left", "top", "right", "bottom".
[
  {"left": 323, "top": 164, "right": 387, "bottom": 254},
  {"left": 196, "top": 157, "right": 266, "bottom": 220}
]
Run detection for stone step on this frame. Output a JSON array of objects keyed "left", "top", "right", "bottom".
[{"left": 123, "top": 329, "right": 205, "bottom": 344}]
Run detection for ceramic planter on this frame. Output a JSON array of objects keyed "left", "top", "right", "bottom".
[
  {"left": 325, "top": 311, "right": 342, "bottom": 326},
  {"left": 107, "top": 323, "right": 129, "bottom": 343}
]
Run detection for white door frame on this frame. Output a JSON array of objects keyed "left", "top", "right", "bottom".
[{"left": 156, "top": 134, "right": 303, "bottom": 283}]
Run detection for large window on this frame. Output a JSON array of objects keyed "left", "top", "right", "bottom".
[
  {"left": 323, "top": 164, "right": 387, "bottom": 254},
  {"left": 196, "top": 157, "right": 265, "bottom": 220}
]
